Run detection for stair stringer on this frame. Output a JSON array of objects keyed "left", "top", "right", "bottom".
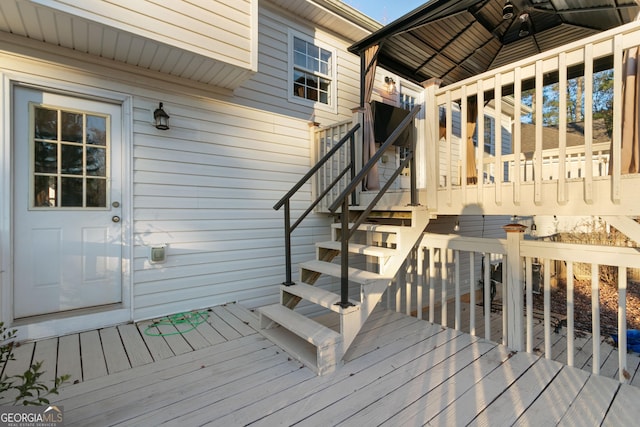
[{"left": 340, "top": 209, "right": 431, "bottom": 352}]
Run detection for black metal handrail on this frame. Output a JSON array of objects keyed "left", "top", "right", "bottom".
[
  {"left": 273, "top": 123, "right": 360, "bottom": 286},
  {"left": 329, "top": 105, "right": 422, "bottom": 307}
]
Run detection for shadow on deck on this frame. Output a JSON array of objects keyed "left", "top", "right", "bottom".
[{"left": 4, "top": 303, "right": 639, "bottom": 425}]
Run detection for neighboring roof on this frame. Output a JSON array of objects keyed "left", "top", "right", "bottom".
[
  {"left": 349, "top": 0, "right": 640, "bottom": 87},
  {"left": 520, "top": 118, "right": 611, "bottom": 154}
]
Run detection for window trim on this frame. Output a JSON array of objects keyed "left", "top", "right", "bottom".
[{"left": 287, "top": 29, "right": 337, "bottom": 113}]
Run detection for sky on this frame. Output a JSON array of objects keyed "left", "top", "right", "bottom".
[{"left": 341, "top": 0, "right": 427, "bottom": 24}]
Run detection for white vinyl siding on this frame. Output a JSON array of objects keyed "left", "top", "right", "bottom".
[
  {"left": 32, "top": 0, "right": 257, "bottom": 71},
  {"left": 233, "top": 4, "right": 360, "bottom": 123},
  {"left": 0, "top": 0, "right": 364, "bottom": 326}
]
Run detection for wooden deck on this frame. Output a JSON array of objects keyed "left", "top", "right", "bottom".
[{"left": 4, "top": 303, "right": 635, "bottom": 425}]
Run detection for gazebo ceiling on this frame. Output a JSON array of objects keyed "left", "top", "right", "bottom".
[{"left": 349, "top": 0, "right": 640, "bottom": 87}]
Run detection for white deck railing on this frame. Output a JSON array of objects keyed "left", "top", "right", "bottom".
[
  {"left": 425, "top": 19, "right": 640, "bottom": 215},
  {"left": 312, "top": 118, "right": 357, "bottom": 212},
  {"left": 387, "top": 231, "right": 640, "bottom": 383}
]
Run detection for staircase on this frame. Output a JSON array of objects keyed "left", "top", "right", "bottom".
[{"left": 257, "top": 206, "right": 429, "bottom": 375}]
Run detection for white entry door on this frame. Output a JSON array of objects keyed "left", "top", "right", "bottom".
[{"left": 13, "top": 86, "right": 123, "bottom": 318}]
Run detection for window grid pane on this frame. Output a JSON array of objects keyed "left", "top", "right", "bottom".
[
  {"left": 32, "top": 106, "right": 109, "bottom": 209},
  {"left": 292, "top": 37, "right": 332, "bottom": 105}
]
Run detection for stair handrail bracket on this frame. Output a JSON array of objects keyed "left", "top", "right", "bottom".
[{"left": 274, "top": 123, "right": 360, "bottom": 286}]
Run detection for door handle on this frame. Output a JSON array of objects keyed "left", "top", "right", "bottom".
[{"left": 112, "top": 216, "right": 121, "bottom": 223}]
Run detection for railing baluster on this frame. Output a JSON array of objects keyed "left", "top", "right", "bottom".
[
  {"left": 429, "top": 247, "right": 436, "bottom": 323},
  {"left": 469, "top": 251, "right": 476, "bottom": 336},
  {"left": 584, "top": 43, "right": 594, "bottom": 203},
  {"left": 544, "top": 258, "right": 551, "bottom": 359},
  {"left": 619, "top": 266, "right": 628, "bottom": 382},
  {"left": 525, "top": 256, "right": 533, "bottom": 352},
  {"left": 567, "top": 261, "right": 575, "bottom": 367},
  {"left": 592, "top": 263, "right": 600, "bottom": 374},
  {"left": 454, "top": 249, "right": 460, "bottom": 330}
]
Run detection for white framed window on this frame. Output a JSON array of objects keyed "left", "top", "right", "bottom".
[{"left": 288, "top": 30, "right": 337, "bottom": 112}]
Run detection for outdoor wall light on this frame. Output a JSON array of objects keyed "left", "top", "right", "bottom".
[
  {"left": 503, "top": 1, "right": 514, "bottom": 20},
  {"left": 518, "top": 13, "right": 531, "bottom": 37},
  {"left": 454, "top": 219, "right": 460, "bottom": 232},
  {"left": 384, "top": 76, "right": 396, "bottom": 94},
  {"left": 530, "top": 221, "right": 537, "bottom": 236},
  {"left": 153, "top": 102, "right": 170, "bottom": 130}
]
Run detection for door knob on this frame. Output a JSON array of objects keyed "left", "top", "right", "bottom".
[{"left": 112, "top": 216, "right": 121, "bottom": 223}]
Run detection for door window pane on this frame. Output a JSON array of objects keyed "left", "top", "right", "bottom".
[
  {"left": 61, "top": 177, "right": 83, "bottom": 207},
  {"left": 87, "top": 115, "right": 106, "bottom": 146},
  {"left": 61, "top": 112, "right": 83, "bottom": 142},
  {"left": 86, "top": 179, "right": 107, "bottom": 207},
  {"left": 34, "top": 141, "right": 57, "bottom": 173},
  {"left": 34, "top": 176, "right": 57, "bottom": 207},
  {"left": 34, "top": 107, "right": 57, "bottom": 140},
  {"left": 31, "top": 104, "right": 109, "bottom": 208}
]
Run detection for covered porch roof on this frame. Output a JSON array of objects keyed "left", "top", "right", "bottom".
[{"left": 349, "top": 0, "right": 640, "bottom": 87}]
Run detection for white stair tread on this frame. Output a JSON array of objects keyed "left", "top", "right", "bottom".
[
  {"left": 300, "top": 260, "right": 389, "bottom": 283},
  {"left": 331, "top": 222, "right": 401, "bottom": 233},
  {"left": 281, "top": 283, "right": 360, "bottom": 314},
  {"left": 258, "top": 304, "right": 342, "bottom": 347},
  {"left": 316, "top": 241, "right": 396, "bottom": 258}
]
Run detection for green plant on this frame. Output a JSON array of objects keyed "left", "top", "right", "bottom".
[{"left": 0, "top": 322, "right": 69, "bottom": 405}]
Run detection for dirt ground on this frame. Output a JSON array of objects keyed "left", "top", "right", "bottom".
[{"left": 532, "top": 278, "right": 640, "bottom": 337}]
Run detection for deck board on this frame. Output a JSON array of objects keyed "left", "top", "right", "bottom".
[
  {"left": 31, "top": 337, "right": 58, "bottom": 384},
  {"left": 57, "top": 334, "right": 82, "bottom": 383},
  {"left": 99, "top": 327, "right": 130, "bottom": 374},
  {"left": 10, "top": 302, "right": 639, "bottom": 425},
  {"left": 116, "top": 324, "right": 153, "bottom": 367},
  {"left": 79, "top": 330, "right": 108, "bottom": 380},
  {"left": 557, "top": 373, "right": 619, "bottom": 426}
]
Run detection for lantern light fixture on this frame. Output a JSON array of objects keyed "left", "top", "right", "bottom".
[{"left": 153, "top": 102, "right": 170, "bottom": 130}]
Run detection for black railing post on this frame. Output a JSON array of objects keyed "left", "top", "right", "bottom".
[
  {"left": 283, "top": 199, "right": 294, "bottom": 286},
  {"left": 350, "top": 134, "right": 357, "bottom": 206},
  {"left": 336, "top": 197, "right": 354, "bottom": 308}
]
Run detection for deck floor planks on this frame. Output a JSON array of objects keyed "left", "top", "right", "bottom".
[
  {"left": 45, "top": 306, "right": 640, "bottom": 426},
  {"left": 427, "top": 351, "right": 540, "bottom": 426},
  {"left": 99, "top": 327, "right": 131, "bottom": 374},
  {"left": 205, "top": 309, "right": 243, "bottom": 341},
  {"left": 512, "top": 365, "right": 590, "bottom": 426},
  {"left": 136, "top": 320, "right": 176, "bottom": 360},
  {"left": 78, "top": 348, "right": 288, "bottom": 427},
  {"left": 116, "top": 324, "right": 153, "bottom": 367},
  {"left": 63, "top": 336, "right": 278, "bottom": 425},
  {"left": 557, "top": 372, "right": 620, "bottom": 426},
  {"left": 184, "top": 312, "right": 227, "bottom": 346},
  {"left": 601, "top": 382, "right": 640, "bottom": 426},
  {"left": 379, "top": 345, "right": 515, "bottom": 426},
  {"left": 79, "top": 330, "right": 108, "bottom": 381},
  {"left": 130, "top": 355, "right": 314, "bottom": 426},
  {"left": 211, "top": 322, "right": 456, "bottom": 426},
  {"left": 212, "top": 305, "right": 256, "bottom": 336},
  {"left": 31, "top": 337, "right": 58, "bottom": 384},
  {"left": 338, "top": 339, "right": 499, "bottom": 426},
  {"left": 0, "top": 341, "right": 34, "bottom": 405},
  {"left": 469, "top": 357, "right": 564, "bottom": 426},
  {"left": 56, "top": 334, "right": 268, "bottom": 405},
  {"left": 253, "top": 328, "right": 473, "bottom": 427},
  {"left": 224, "top": 302, "right": 261, "bottom": 330},
  {"left": 57, "top": 334, "right": 82, "bottom": 384}
]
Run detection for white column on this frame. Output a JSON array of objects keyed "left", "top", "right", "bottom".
[
  {"left": 503, "top": 223, "right": 527, "bottom": 351},
  {"left": 422, "top": 79, "right": 441, "bottom": 211}
]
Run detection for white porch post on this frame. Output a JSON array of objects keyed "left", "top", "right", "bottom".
[
  {"left": 422, "top": 79, "right": 441, "bottom": 211},
  {"left": 503, "top": 223, "right": 526, "bottom": 351}
]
